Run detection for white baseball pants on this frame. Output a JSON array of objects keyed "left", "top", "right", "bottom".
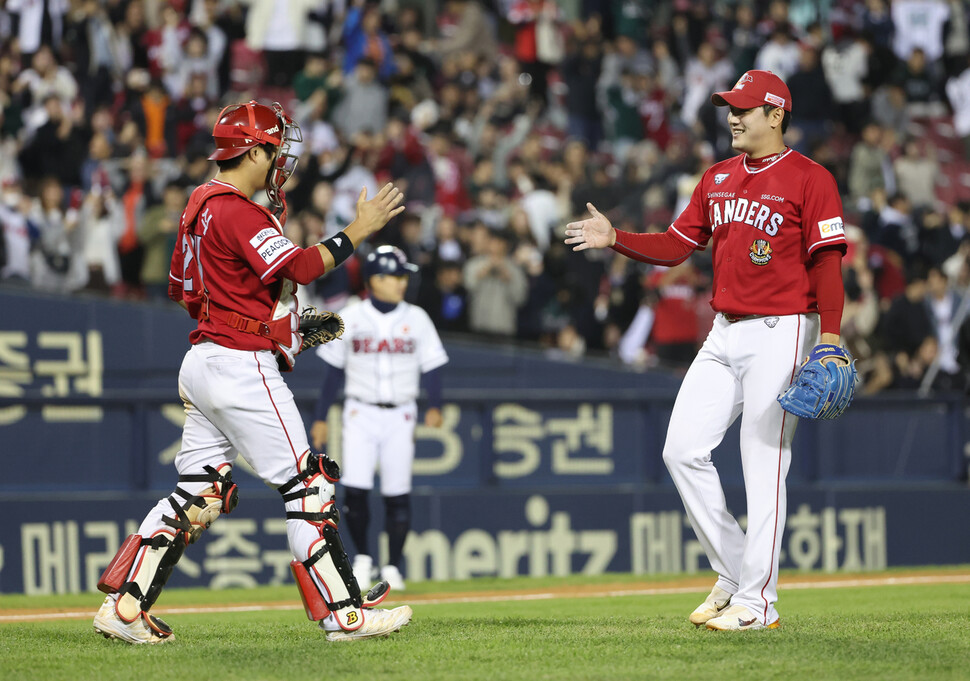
[
  {"left": 340, "top": 397, "right": 417, "bottom": 496},
  {"left": 662, "top": 313, "right": 818, "bottom": 625},
  {"left": 137, "top": 343, "right": 320, "bottom": 569}
]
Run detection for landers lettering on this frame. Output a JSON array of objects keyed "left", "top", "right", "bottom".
[
  {"left": 709, "top": 198, "right": 783, "bottom": 235},
  {"left": 352, "top": 338, "right": 417, "bottom": 354}
]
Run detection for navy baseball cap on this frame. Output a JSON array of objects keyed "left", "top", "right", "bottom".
[
  {"left": 711, "top": 70, "right": 792, "bottom": 112},
  {"left": 364, "top": 245, "right": 418, "bottom": 279}
]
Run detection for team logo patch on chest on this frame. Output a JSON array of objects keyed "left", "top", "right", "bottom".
[
  {"left": 749, "top": 239, "right": 773, "bottom": 265},
  {"left": 714, "top": 173, "right": 731, "bottom": 185}
]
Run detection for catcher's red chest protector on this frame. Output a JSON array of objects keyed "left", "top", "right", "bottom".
[{"left": 172, "top": 182, "right": 301, "bottom": 369}]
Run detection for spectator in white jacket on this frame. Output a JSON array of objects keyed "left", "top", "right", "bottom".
[
  {"left": 754, "top": 26, "right": 801, "bottom": 80},
  {"left": 822, "top": 31, "right": 869, "bottom": 133},
  {"left": 242, "top": 0, "right": 318, "bottom": 86},
  {"left": 680, "top": 42, "right": 732, "bottom": 128},
  {"left": 946, "top": 58, "right": 970, "bottom": 159},
  {"left": 78, "top": 183, "right": 124, "bottom": 294}
]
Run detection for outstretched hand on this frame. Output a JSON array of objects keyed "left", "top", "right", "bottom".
[
  {"left": 564, "top": 203, "right": 616, "bottom": 251},
  {"left": 354, "top": 183, "right": 406, "bottom": 236}
]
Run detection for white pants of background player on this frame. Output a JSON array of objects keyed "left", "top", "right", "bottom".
[
  {"left": 136, "top": 343, "right": 322, "bottom": 591},
  {"left": 340, "top": 397, "right": 417, "bottom": 496},
  {"left": 663, "top": 313, "right": 818, "bottom": 626}
]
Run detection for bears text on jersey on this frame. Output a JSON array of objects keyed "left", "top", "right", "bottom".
[{"left": 352, "top": 338, "right": 417, "bottom": 354}]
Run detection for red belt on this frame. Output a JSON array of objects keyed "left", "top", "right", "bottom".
[{"left": 208, "top": 308, "right": 292, "bottom": 346}]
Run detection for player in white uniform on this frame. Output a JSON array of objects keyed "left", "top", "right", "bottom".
[
  {"left": 311, "top": 246, "right": 448, "bottom": 591},
  {"left": 92, "top": 101, "right": 412, "bottom": 644}
]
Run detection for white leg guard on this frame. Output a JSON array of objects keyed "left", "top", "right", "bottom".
[
  {"left": 291, "top": 559, "right": 390, "bottom": 621},
  {"left": 280, "top": 451, "right": 366, "bottom": 630},
  {"left": 112, "top": 530, "right": 187, "bottom": 623}
]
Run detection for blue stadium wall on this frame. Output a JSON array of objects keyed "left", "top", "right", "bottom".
[{"left": 0, "top": 289, "right": 968, "bottom": 595}]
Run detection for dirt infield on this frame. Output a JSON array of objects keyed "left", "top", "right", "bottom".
[{"left": 3, "top": 570, "right": 969, "bottom": 623}]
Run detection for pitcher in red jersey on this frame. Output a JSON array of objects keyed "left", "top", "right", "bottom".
[
  {"left": 566, "top": 71, "right": 848, "bottom": 631},
  {"left": 93, "top": 100, "right": 414, "bottom": 644}
]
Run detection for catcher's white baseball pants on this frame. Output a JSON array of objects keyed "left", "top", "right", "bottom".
[
  {"left": 663, "top": 313, "right": 818, "bottom": 625},
  {"left": 340, "top": 397, "right": 417, "bottom": 496},
  {"left": 137, "top": 343, "right": 320, "bottom": 569}
]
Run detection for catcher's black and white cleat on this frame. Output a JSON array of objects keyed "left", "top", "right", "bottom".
[{"left": 319, "top": 605, "right": 413, "bottom": 642}]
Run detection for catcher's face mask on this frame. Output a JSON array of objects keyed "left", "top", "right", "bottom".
[
  {"left": 208, "top": 100, "right": 302, "bottom": 214},
  {"left": 265, "top": 102, "right": 302, "bottom": 214}
]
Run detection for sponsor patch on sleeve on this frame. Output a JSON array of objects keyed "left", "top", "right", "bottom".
[
  {"left": 249, "top": 227, "right": 280, "bottom": 248},
  {"left": 817, "top": 217, "right": 845, "bottom": 237},
  {"left": 256, "top": 235, "right": 296, "bottom": 265}
]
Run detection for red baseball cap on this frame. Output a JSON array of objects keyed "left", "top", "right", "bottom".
[{"left": 711, "top": 70, "right": 792, "bottom": 112}]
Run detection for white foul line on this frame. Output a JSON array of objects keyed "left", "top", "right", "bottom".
[{"left": 2, "top": 573, "right": 969, "bottom": 623}]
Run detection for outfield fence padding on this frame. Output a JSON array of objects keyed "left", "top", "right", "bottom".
[{"left": 1, "top": 290, "right": 968, "bottom": 594}]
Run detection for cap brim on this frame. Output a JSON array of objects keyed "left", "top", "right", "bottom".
[{"left": 711, "top": 90, "right": 766, "bottom": 109}]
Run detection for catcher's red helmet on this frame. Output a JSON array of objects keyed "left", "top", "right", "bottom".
[
  {"left": 209, "top": 100, "right": 284, "bottom": 161},
  {"left": 209, "top": 100, "right": 302, "bottom": 213}
]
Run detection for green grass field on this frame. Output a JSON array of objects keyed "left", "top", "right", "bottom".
[{"left": 2, "top": 568, "right": 969, "bottom": 681}]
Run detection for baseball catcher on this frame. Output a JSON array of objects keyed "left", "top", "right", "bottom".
[
  {"left": 778, "top": 344, "right": 858, "bottom": 419},
  {"left": 93, "top": 99, "right": 411, "bottom": 645}
]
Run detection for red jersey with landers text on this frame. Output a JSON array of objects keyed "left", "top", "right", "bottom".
[
  {"left": 670, "top": 148, "right": 846, "bottom": 316},
  {"left": 169, "top": 180, "right": 302, "bottom": 350}
]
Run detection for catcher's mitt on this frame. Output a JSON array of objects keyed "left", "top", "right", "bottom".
[
  {"left": 777, "top": 344, "right": 858, "bottom": 420},
  {"left": 298, "top": 307, "right": 344, "bottom": 352}
]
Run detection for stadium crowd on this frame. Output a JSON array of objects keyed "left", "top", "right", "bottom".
[{"left": 3, "top": 0, "right": 970, "bottom": 394}]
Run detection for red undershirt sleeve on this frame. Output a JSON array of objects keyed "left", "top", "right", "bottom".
[
  {"left": 611, "top": 230, "right": 696, "bottom": 265},
  {"left": 168, "top": 279, "right": 184, "bottom": 304},
  {"left": 278, "top": 246, "right": 327, "bottom": 284},
  {"left": 813, "top": 246, "right": 845, "bottom": 336}
]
